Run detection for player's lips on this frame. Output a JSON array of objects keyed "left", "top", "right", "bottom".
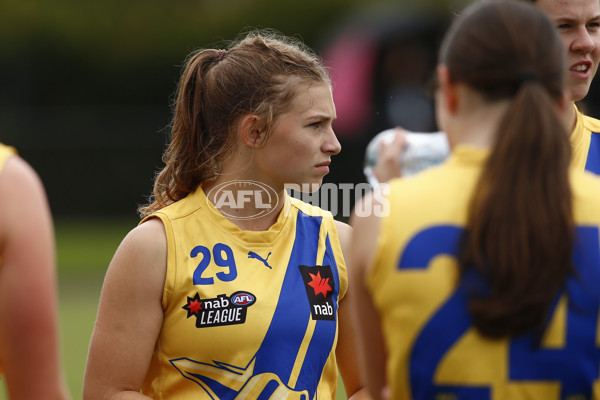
[
  {"left": 570, "top": 60, "right": 593, "bottom": 79},
  {"left": 315, "top": 160, "right": 331, "bottom": 172}
]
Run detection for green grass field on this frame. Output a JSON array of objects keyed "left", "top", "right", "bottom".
[{"left": 0, "top": 218, "right": 348, "bottom": 399}]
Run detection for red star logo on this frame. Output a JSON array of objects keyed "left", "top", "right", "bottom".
[
  {"left": 188, "top": 299, "right": 202, "bottom": 314},
  {"left": 183, "top": 293, "right": 203, "bottom": 317},
  {"left": 308, "top": 271, "right": 332, "bottom": 298}
]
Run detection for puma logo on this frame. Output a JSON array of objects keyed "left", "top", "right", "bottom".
[{"left": 248, "top": 251, "right": 272, "bottom": 269}]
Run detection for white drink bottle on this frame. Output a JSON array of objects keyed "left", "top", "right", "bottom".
[{"left": 363, "top": 129, "right": 450, "bottom": 188}]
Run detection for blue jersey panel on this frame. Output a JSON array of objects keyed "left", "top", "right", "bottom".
[{"left": 585, "top": 132, "right": 600, "bottom": 174}]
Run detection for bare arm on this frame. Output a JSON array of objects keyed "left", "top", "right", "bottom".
[
  {"left": 334, "top": 220, "right": 371, "bottom": 400},
  {"left": 348, "top": 193, "right": 388, "bottom": 400},
  {"left": 83, "top": 218, "right": 167, "bottom": 399},
  {"left": 0, "top": 156, "right": 70, "bottom": 399}
]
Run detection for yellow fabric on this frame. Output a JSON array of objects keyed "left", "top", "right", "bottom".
[
  {"left": 367, "top": 145, "right": 600, "bottom": 399},
  {"left": 570, "top": 105, "right": 600, "bottom": 171},
  {"left": 140, "top": 186, "right": 347, "bottom": 399},
  {"left": 0, "top": 144, "right": 16, "bottom": 173}
]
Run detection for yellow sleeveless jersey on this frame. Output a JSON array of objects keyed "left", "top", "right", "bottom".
[
  {"left": 0, "top": 144, "right": 15, "bottom": 168},
  {"left": 140, "top": 186, "right": 347, "bottom": 399},
  {"left": 367, "top": 146, "right": 600, "bottom": 400},
  {"left": 570, "top": 105, "right": 600, "bottom": 174},
  {"left": 0, "top": 143, "right": 15, "bottom": 377}
]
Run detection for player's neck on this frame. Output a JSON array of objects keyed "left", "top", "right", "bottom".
[
  {"left": 203, "top": 176, "right": 286, "bottom": 231},
  {"left": 446, "top": 97, "right": 510, "bottom": 149},
  {"left": 566, "top": 102, "right": 577, "bottom": 136}
]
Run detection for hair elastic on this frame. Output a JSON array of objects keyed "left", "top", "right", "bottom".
[{"left": 214, "top": 49, "right": 227, "bottom": 61}]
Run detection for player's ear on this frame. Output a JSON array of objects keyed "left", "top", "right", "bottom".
[
  {"left": 437, "top": 65, "right": 458, "bottom": 114},
  {"left": 240, "top": 115, "right": 267, "bottom": 148}
]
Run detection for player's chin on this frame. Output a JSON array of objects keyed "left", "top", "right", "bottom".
[
  {"left": 307, "top": 181, "right": 324, "bottom": 193},
  {"left": 284, "top": 177, "right": 323, "bottom": 194},
  {"left": 570, "top": 82, "right": 593, "bottom": 102},
  {"left": 301, "top": 178, "right": 324, "bottom": 193}
]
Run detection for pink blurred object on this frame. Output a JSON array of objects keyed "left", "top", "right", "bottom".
[{"left": 322, "top": 32, "right": 379, "bottom": 139}]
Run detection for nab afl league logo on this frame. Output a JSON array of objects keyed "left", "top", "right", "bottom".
[
  {"left": 298, "top": 265, "right": 336, "bottom": 321},
  {"left": 206, "top": 180, "right": 279, "bottom": 220},
  {"left": 182, "top": 291, "right": 257, "bottom": 328}
]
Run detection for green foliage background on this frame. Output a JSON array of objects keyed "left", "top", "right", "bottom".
[{"left": 0, "top": 0, "right": 465, "bottom": 218}]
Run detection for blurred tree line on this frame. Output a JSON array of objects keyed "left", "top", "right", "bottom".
[{"left": 0, "top": 0, "right": 471, "bottom": 218}]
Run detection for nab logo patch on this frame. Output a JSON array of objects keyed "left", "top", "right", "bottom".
[
  {"left": 298, "top": 265, "right": 335, "bottom": 321},
  {"left": 182, "top": 291, "right": 256, "bottom": 328}
]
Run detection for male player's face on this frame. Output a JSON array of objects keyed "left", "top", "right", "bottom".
[
  {"left": 255, "top": 82, "right": 340, "bottom": 190},
  {"left": 536, "top": 0, "right": 600, "bottom": 102}
]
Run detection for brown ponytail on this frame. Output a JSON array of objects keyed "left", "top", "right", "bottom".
[{"left": 440, "top": 1, "right": 573, "bottom": 337}]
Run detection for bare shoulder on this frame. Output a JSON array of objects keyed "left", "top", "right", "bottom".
[
  {"left": 101, "top": 216, "right": 168, "bottom": 301},
  {"left": 0, "top": 155, "right": 42, "bottom": 186},
  {"left": 121, "top": 217, "right": 167, "bottom": 255},
  {"left": 0, "top": 156, "right": 53, "bottom": 249},
  {"left": 349, "top": 188, "right": 388, "bottom": 273},
  {"left": 118, "top": 217, "right": 166, "bottom": 267},
  {"left": 333, "top": 219, "right": 352, "bottom": 263},
  {"left": 0, "top": 156, "right": 48, "bottom": 215},
  {"left": 350, "top": 187, "right": 387, "bottom": 230},
  {"left": 103, "top": 217, "right": 167, "bottom": 296},
  {"left": 334, "top": 219, "right": 352, "bottom": 244}
]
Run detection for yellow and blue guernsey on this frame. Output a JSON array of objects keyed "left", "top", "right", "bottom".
[
  {"left": 368, "top": 146, "right": 600, "bottom": 400},
  {"left": 570, "top": 105, "right": 600, "bottom": 174},
  {"left": 140, "top": 185, "right": 346, "bottom": 399}
]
